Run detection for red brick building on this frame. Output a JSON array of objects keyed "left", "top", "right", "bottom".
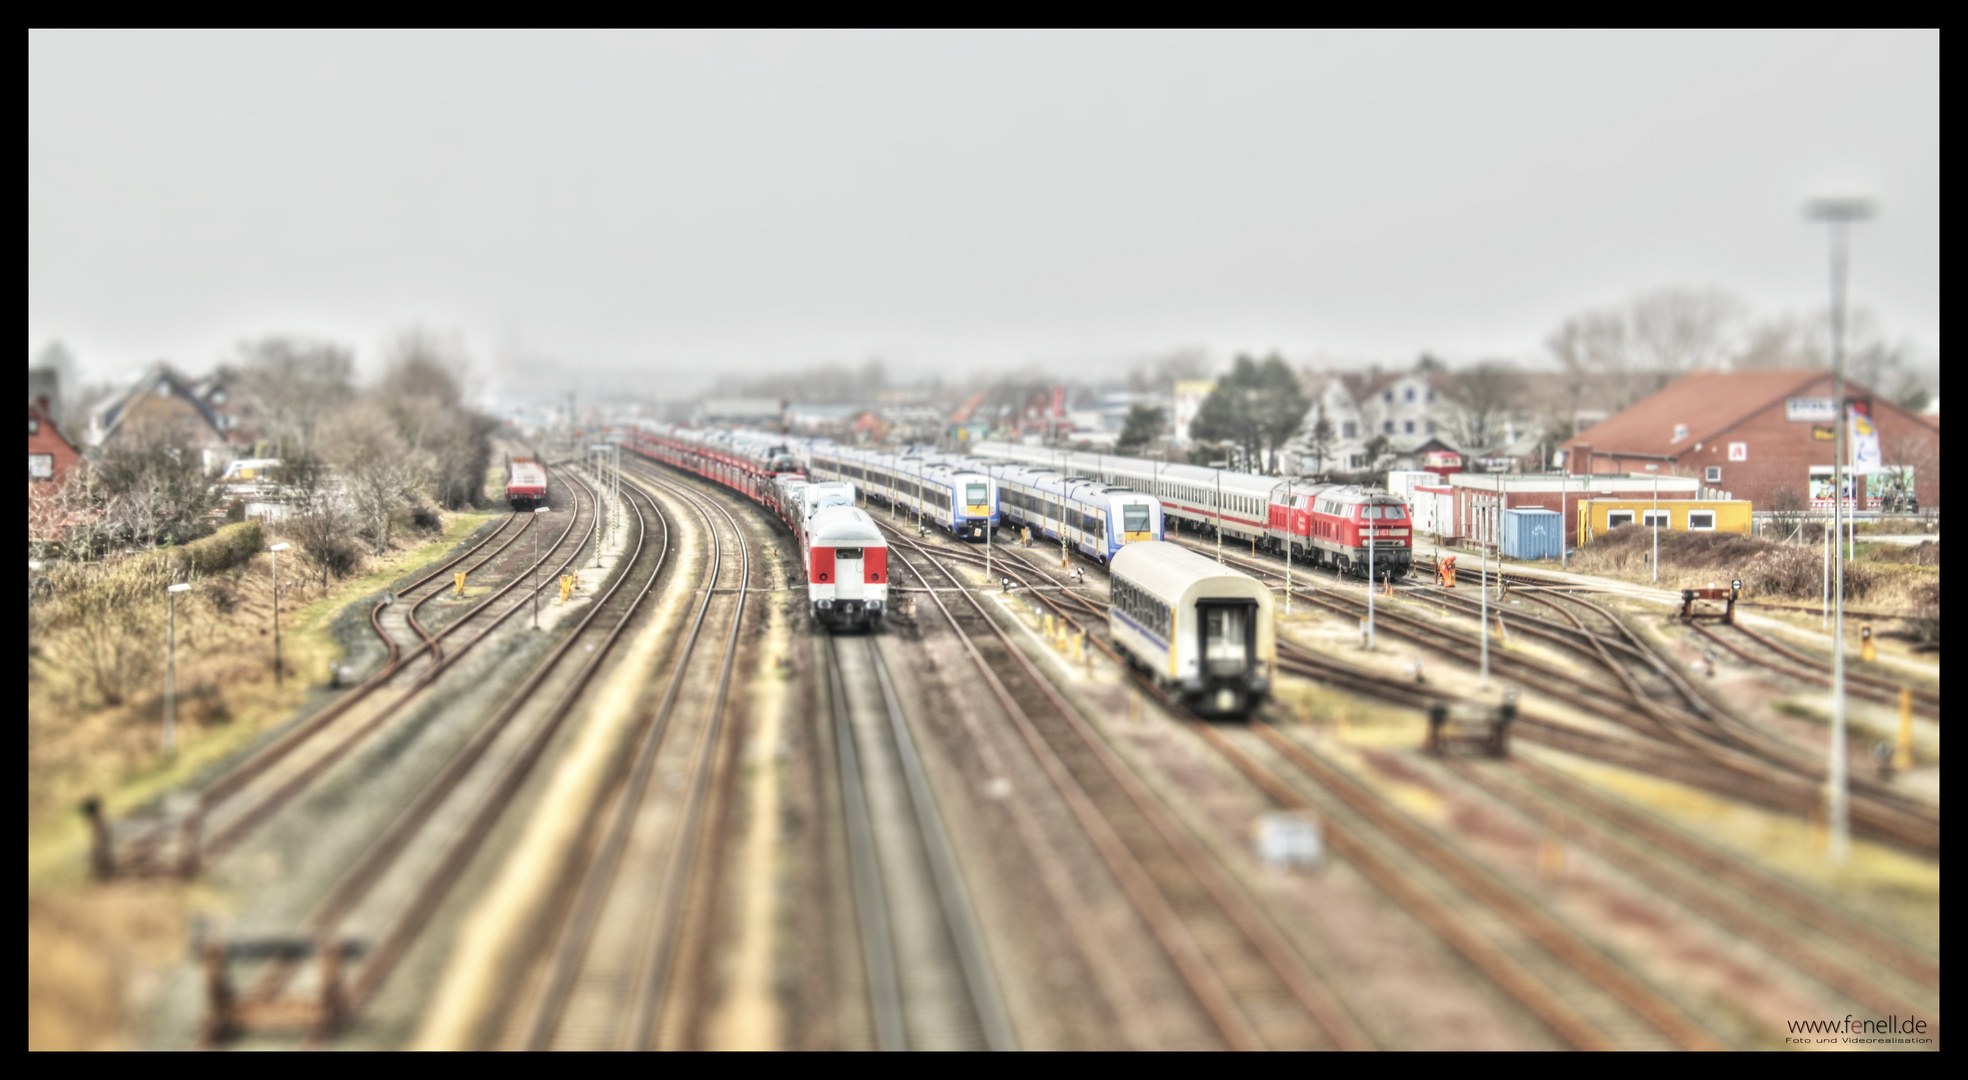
[
  {"left": 1558, "top": 370, "right": 1939, "bottom": 511},
  {"left": 29, "top": 397, "right": 82, "bottom": 540}
]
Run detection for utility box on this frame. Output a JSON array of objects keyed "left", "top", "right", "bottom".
[{"left": 1500, "top": 508, "right": 1564, "bottom": 560}]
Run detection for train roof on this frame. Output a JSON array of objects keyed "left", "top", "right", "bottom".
[
  {"left": 807, "top": 505, "right": 886, "bottom": 544},
  {"left": 1110, "top": 541, "right": 1274, "bottom": 607},
  {"left": 509, "top": 461, "right": 547, "bottom": 485}
]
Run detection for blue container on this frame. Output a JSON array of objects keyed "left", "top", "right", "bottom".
[{"left": 1500, "top": 508, "right": 1563, "bottom": 561}]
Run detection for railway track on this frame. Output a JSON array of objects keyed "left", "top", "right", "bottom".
[
  {"left": 514, "top": 461, "right": 753, "bottom": 1051},
  {"left": 1173, "top": 538, "right": 1939, "bottom": 854},
  {"left": 131, "top": 476, "right": 603, "bottom": 877},
  {"left": 892, "top": 524, "right": 1939, "bottom": 1046},
  {"left": 885, "top": 529, "right": 1370, "bottom": 1050},
  {"left": 214, "top": 466, "right": 673, "bottom": 1038},
  {"left": 824, "top": 632, "right": 1018, "bottom": 1050}
]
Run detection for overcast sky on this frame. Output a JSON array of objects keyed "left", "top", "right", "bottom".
[{"left": 29, "top": 30, "right": 1939, "bottom": 397}]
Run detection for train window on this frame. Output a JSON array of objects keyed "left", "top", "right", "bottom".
[
  {"left": 1123, "top": 504, "right": 1149, "bottom": 534},
  {"left": 835, "top": 548, "right": 864, "bottom": 560},
  {"left": 1607, "top": 510, "right": 1636, "bottom": 528},
  {"left": 1202, "top": 605, "right": 1250, "bottom": 675},
  {"left": 1688, "top": 511, "right": 1716, "bottom": 530},
  {"left": 966, "top": 483, "right": 988, "bottom": 505},
  {"left": 1383, "top": 506, "right": 1405, "bottom": 520}
]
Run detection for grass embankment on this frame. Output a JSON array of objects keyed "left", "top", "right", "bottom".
[
  {"left": 1565, "top": 527, "right": 1938, "bottom": 606},
  {"left": 27, "top": 509, "right": 500, "bottom": 1050},
  {"left": 27, "top": 510, "right": 500, "bottom": 885}
]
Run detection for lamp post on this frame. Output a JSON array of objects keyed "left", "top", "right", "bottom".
[
  {"left": 1647, "top": 464, "right": 1661, "bottom": 583},
  {"left": 1283, "top": 477, "right": 1293, "bottom": 616},
  {"left": 532, "top": 505, "right": 552, "bottom": 628},
  {"left": 1478, "top": 492, "right": 1490, "bottom": 688},
  {"left": 1809, "top": 196, "right": 1872, "bottom": 864},
  {"left": 1366, "top": 501, "right": 1376, "bottom": 651},
  {"left": 1214, "top": 466, "right": 1225, "bottom": 564},
  {"left": 269, "top": 542, "right": 290, "bottom": 686},
  {"left": 165, "top": 582, "right": 191, "bottom": 755}
]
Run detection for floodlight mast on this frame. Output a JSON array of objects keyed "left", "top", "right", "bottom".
[{"left": 1808, "top": 196, "right": 1872, "bottom": 864}]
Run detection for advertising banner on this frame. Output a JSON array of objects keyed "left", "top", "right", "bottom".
[
  {"left": 1810, "top": 464, "right": 1912, "bottom": 511},
  {"left": 1847, "top": 398, "right": 1882, "bottom": 474}
]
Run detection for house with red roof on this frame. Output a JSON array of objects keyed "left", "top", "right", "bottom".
[{"left": 1557, "top": 370, "right": 1939, "bottom": 511}]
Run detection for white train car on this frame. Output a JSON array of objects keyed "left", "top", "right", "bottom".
[
  {"left": 803, "top": 505, "right": 888, "bottom": 629},
  {"left": 971, "top": 442, "right": 1278, "bottom": 544},
  {"left": 1107, "top": 540, "right": 1274, "bottom": 717}
]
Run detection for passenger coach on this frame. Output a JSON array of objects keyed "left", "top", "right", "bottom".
[
  {"left": 804, "top": 505, "right": 888, "bottom": 629},
  {"left": 984, "top": 463, "right": 1163, "bottom": 562},
  {"left": 1108, "top": 541, "right": 1273, "bottom": 717},
  {"left": 970, "top": 441, "right": 1411, "bottom": 580}
]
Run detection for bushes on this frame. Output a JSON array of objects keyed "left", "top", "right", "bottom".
[
  {"left": 1575, "top": 523, "right": 1883, "bottom": 601},
  {"left": 172, "top": 521, "right": 265, "bottom": 579},
  {"left": 1738, "top": 544, "right": 1876, "bottom": 601}
]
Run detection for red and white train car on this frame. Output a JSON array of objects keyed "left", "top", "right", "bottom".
[
  {"left": 506, "top": 456, "right": 548, "bottom": 510},
  {"left": 801, "top": 505, "right": 888, "bottom": 628}
]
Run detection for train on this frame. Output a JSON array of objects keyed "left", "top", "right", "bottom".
[
  {"left": 506, "top": 456, "right": 548, "bottom": 510},
  {"left": 978, "top": 461, "right": 1164, "bottom": 563},
  {"left": 629, "top": 425, "right": 887, "bottom": 630},
  {"left": 970, "top": 443, "right": 1412, "bottom": 580},
  {"left": 1108, "top": 541, "right": 1274, "bottom": 717},
  {"left": 806, "top": 444, "right": 1002, "bottom": 541}
]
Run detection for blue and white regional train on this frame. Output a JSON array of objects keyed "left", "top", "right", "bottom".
[
  {"left": 981, "top": 462, "right": 1163, "bottom": 563},
  {"left": 807, "top": 443, "right": 1001, "bottom": 540}
]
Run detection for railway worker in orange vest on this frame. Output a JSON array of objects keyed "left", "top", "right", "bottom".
[{"left": 1438, "top": 555, "right": 1457, "bottom": 588}]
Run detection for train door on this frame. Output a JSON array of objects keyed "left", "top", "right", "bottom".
[
  {"left": 1197, "top": 600, "right": 1257, "bottom": 681},
  {"left": 834, "top": 547, "right": 866, "bottom": 600}
]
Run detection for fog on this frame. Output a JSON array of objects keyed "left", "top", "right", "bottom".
[{"left": 29, "top": 30, "right": 1939, "bottom": 397}]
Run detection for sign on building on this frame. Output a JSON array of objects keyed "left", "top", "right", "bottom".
[{"left": 1785, "top": 396, "right": 1838, "bottom": 422}]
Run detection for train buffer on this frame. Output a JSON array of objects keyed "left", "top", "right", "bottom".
[
  {"left": 1679, "top": 580, "right": 1740, "bottom": 623},
  {"left": 1424, "top": 696, "right": 1516, "bottom": 758},
  {"left": 198, "top": 935, "right": 368, "bottom": 1043}
]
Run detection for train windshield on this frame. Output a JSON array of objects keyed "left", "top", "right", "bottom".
[
  {"left": 1123, "top": 504, "right": 1151, "bottom": 533},
  {"left": 1201, "top": 603, "right": 1253, "bottom": 676},
  {"left": 966, "top": 483, "right": 989, "bottom": 505},
  {"left": 1381, "top": 505, "right": 1405, "bottom": 519},
  {"left": 835, "top": 548, "right": 864, "bottom": 560}
]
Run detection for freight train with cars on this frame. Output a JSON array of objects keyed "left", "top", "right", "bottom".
[
  {"left": 1109, "top": 541, "right": 1274, "bottom": 717},
  {"left": 629, "top": 425, "right": 887, "bottom": 630},
  {"left": 971, "top": 442, "right": 1413, "bottom": 580}
]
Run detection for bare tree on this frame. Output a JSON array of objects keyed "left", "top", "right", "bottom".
[
  {"left": 1546, "top": 286, "right": 1745, "bottom": 409},
  {"left": 91, "top": 425, "right": 223, "bottom": 549},
  {"left": 326, "top": 401, "right": 418, "bottom": 554},
  {"left": 237, "top": 336, "right": 355, "bottom": 456},
  {"left": 1439, "top": 361, "right": 1522, "bottom": 454},
  {"left": 1303, "top": 401, "right": 1337, "bottom": 475}
]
